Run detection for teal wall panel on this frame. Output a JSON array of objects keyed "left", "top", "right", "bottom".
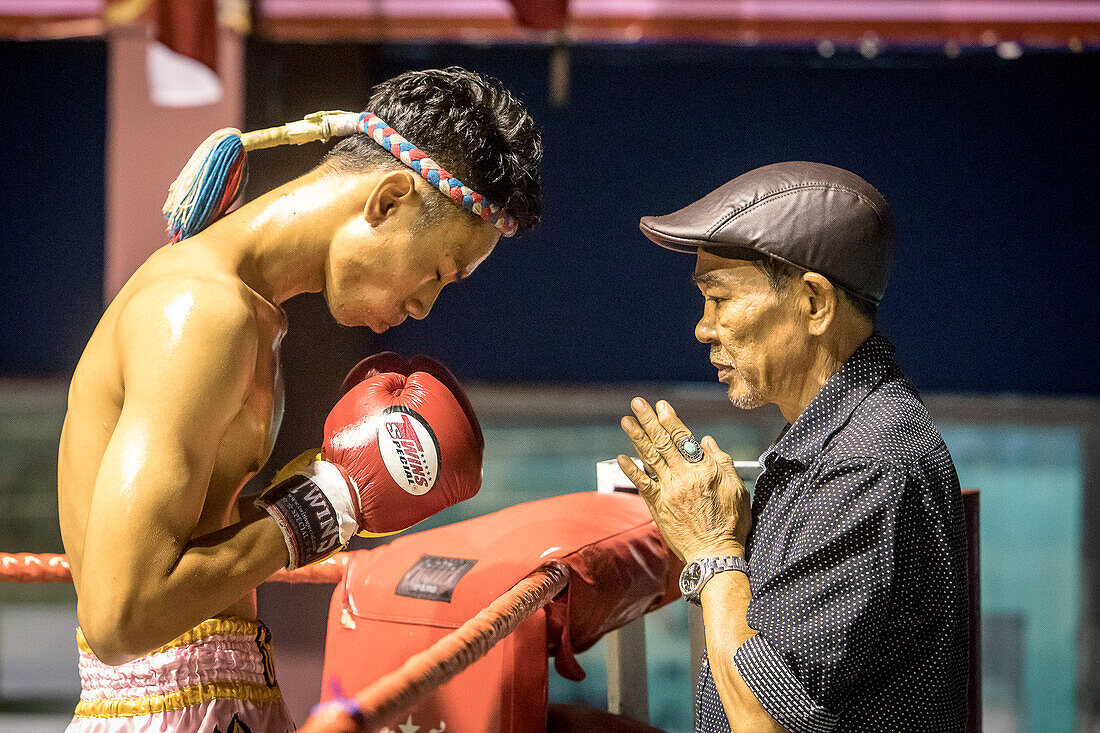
[{"left": 942, "top": 425, "right": 1083, "bottom": 733}]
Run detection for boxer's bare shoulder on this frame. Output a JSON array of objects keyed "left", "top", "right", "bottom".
[{"left": 58, "top": 242, "right": 287, "bottom": 661}]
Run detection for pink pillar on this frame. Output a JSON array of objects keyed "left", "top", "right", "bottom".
[{"left": 104, "top": 23, "right": 243, "bottom": 300}]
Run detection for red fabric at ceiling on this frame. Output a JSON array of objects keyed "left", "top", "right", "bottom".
[
  {"left": 4, "top": 1, "right": 1099, "bottom": 47},
  {"left": 153, "top": 0, "right": 218, "bottom": 71},
  {"left": 509, "top": 0, "right": 569, "bottom": 30}
]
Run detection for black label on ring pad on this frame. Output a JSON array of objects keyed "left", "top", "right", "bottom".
[{"left": 395, "top": 554, "right": 478, "bottom": 602}]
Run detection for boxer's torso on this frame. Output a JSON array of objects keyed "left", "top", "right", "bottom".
[{"left": 58, "top": 243, "right": 286, "bottom": 623}]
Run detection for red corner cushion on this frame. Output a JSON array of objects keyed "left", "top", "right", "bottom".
[{"left": 338, "top": 492, "right": 682, "bottom": 677}]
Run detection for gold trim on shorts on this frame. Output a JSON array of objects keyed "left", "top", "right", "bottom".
[
  {"left": 76, "top": 616, "right": 264, "bottom": 656},
  {"left": 73, "top": 680, "right": 283, "bottom": 719},
  {"left": 74, "top": 617, "right": 282, "bottom": 719}
]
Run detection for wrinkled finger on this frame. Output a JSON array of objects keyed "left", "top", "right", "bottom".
[
  {"left": 654, "top": 400, "right": 705, "bottom": 464},
  {"left": 702, "top": 435, "right": 736, "bottom": 470},
  {"left": 631, "top": 397, "right": 679, "bottom": 463},
  {"left": 622, "top": 460, "right": 664, "bottom": 523},
  {"left": 621, "top": 415, "right": 666, "bottom": 472},
  {"left": 654, "top": 400, "right": 690, "bottom": 439},
  {"left": 630, "top": 454, "right": 662, "bottom": 482},
  {"left": 617, "top": 453, "right": 658, "bottom": 502}
]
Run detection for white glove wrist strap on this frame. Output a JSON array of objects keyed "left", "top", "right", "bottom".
[
  {"left": 255, "top": 460, "right": 358, "bottom": 569},
  {"left": 307, "top": 460, "right": 360, "bottom": 545}
]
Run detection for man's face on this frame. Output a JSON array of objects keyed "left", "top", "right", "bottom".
[
  {"left": 693, "top": 251, "right": 805, "bottom": 409},
  {"left": 326, "top": 206, "right": 498, "bottom": 332}
]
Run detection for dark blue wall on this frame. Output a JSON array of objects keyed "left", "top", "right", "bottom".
[
  {"left": 3, "top": 40, "right": 1097, "bottom": 394},
  {"left": 371, "top": 44, "right": 1099, "bottom": 395},
  {"left": 1, "top": 40, "right": 106, "bottom": 375}
]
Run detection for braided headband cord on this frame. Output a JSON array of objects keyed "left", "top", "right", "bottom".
[
  {"left": 163, "top": 110, "right": 516, "bottom": 242},
  {"left": 357, "top": 113, "right": 517, "bottom": 237}
]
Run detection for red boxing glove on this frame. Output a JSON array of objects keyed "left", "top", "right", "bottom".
[
  {"left": 326, "top": 353, "right": 483, "bottom": 535},
  {"left": 339, "top": 351, "right": 409, "bottom": 394},
  {"left": 257, "top": 354, "right": 483, "bottom": 569}
]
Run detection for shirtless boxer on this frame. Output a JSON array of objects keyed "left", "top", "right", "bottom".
[{"left": 57, "top": 67, "right": 542, "bottom": 732}]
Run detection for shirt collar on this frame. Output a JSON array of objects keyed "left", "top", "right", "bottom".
[{"left": 761, "top": 332, "right": 897, "bottom": 468}]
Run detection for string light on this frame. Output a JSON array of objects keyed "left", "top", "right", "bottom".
[
  {"left": 859, "top": 32, "right": 881, "bottom": 59},
  {"left": 996, "top": 41, "right": 1023, "bottom": 59}
]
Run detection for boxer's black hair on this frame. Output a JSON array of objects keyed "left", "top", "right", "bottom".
[
  {"left": 755, "top": 258, "right": 878, "bottom": 323},
  {"left": 323, "top": 67, "right": 542, "bottom": 235}
]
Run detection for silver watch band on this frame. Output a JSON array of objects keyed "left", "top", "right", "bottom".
[
  {"left": 708, "top": 556, "right": 748, "bottom": 574},
  {"left": 683, "top": 555, "right": 749, "bottom": 604}
]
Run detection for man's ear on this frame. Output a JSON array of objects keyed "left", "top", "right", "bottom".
[
  {"left": 799, "top": 272, "right": 838, "bottom": 336},
  {"left": 363, "top": 170, "right": 417, "bottom": 226}
]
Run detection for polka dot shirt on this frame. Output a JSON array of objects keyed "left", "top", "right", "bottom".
[{"left": 695, "top": 333, "right": 968, "bottom": 733}]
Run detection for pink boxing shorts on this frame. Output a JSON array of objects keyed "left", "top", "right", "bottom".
[{"left": 66, "top": 617, "right": 296, "bottom": 732}]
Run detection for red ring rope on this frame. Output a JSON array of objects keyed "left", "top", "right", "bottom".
[
  {"left": 0, "top": 551, "right": 348, "bottom": 584},
  {"left": 1, "top": 551, "right": 570, "bottom": 733}
]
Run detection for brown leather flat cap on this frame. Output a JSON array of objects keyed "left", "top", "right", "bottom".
[{"left": 639, "top": 161, "right": 896, "bottom": 305}]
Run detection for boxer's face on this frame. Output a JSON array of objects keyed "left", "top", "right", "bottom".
[
  {"left": 326, "top": 206, "right": 498, "bottom": 331},
  {"left": 692, "top": 251, "right": 808, "bottom": 409}
]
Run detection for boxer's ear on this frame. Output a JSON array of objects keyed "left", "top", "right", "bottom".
[{"left": 363, "top": 170, "right": 416, "bottom": 225}]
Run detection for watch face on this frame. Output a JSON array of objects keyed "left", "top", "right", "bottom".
[{"left": 680, "top": 561, "right": 704, "bottom": 595}]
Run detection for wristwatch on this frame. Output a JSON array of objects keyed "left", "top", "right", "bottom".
[{"left": 679, "top": 555, "right": 749, "bottom": 605}]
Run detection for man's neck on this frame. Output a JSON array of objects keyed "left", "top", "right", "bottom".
[
  {"left": 187, "top": 168, "right": 368, "bottom": 307},
  {"left": 775, "top": 323, "right": 873, "bottom": 424}
]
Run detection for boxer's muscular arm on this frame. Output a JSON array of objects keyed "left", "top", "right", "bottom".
[{"left": 77, "top": 280, "right": 288, "bottom": 666}]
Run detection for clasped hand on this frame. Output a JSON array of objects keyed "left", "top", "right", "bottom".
[{"left": 618, "top": 398, "right": 751, "bottom": 563}]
